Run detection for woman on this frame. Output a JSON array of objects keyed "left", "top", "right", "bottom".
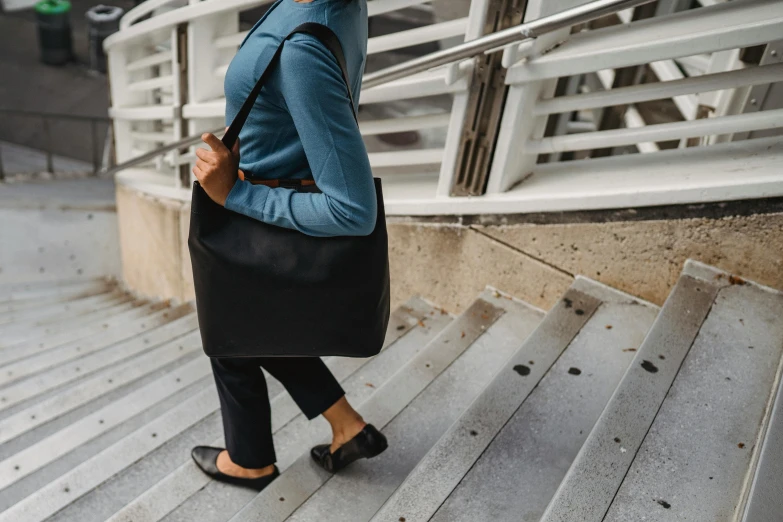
[{"left": 189, "top": 0, "right": 387, "bottom": 491}]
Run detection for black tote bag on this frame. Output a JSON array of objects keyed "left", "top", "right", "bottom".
[{"left": 188, "top": 23, "right": 390, "bottom": 358}]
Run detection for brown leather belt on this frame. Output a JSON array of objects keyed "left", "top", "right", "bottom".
[{"left": 239, "top": 171, "right": 316, "bottom": 188}]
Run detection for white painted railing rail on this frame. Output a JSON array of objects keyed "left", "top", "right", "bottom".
[
  {"left": 485, "top": 0, "right": 783, "bottom": 206},
  {"left": 105, "top": 0, "right": 783, "bottom": 216}
]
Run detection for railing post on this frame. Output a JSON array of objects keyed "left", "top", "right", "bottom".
[
  {"left": 91, "top": 120, "right": 101, "bottom": 175},
  {"left": 449, "top": 0, "right": 527, "bottom": 197},
  {"left": 42, "top": 117, "right": 54, "bottom": 174},
  {"left": 590, "top": 2, "right": 657, "bottom": 158},
  {"left": 175, "top": 23, "right": 189, "bottom": 189}
]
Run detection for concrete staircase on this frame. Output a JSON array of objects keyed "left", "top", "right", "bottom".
[{"left": 0, "top": 261, "right": 780, "bottom": 522}]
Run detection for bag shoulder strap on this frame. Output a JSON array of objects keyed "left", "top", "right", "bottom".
[{"left": 222, "top": 22, "right": 357, "bottom": 150}]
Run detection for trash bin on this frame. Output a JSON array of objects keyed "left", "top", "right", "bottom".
[
  {"left": 86, "top": 5, "right": 124, "bottom": 74},
  {"left": 34, "top": 0, "right": 74, "bottom": 66}
]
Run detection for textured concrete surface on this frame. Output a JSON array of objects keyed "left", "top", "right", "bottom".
[
  {"left": 430, "top": 289, "right": 657, "bottom": 522},
  {"left": 477, "top": 212, "right": 783, "bottom": 305},
  {"left": 373, "top": 287, "right": 603, "bottom": 522},
  {"left": 0, "top": 178, "right": 120, "bottom": 285},
  {"left": 540, "top": 274, "right": 720, "bottom": 522},
  {"left": 116, "top": 184, "right": 186, "bottom": 302},
  {"left": 604, "top": 282, "right": 783, "bottom": 522},
  {"left": 387, "top": 223, "right": 573, "bottom": 312}
]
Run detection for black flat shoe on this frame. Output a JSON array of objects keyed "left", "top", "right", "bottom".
[
  {"left": 191, "top": 446, "right": 279, "bottom": 491},
  {"left": 310, "top": 424, "right": 388, "bottom": 473}
]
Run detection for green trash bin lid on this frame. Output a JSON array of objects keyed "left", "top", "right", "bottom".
[{"left": 35, "top": 0, "right": 71, "bottom": 15}]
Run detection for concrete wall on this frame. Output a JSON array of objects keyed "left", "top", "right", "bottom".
[
  {"left": 0, "top": 179, "right": 120, "bottom": 285},
  {"left": 115, "top": 182, "right": 783, "bottom": 313},
  {"left": 115, "top": 184, "right": 189, "bottom": 301}
]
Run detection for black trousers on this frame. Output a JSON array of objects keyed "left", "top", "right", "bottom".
[{"left": 210, "top": 356, "right": 345, "bottom": 468}]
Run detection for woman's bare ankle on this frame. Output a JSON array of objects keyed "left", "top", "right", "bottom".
[
  {"left": 322, "top": 396, "right": 367, "bottom": 453},
  {"left": 330, "top": 418, "right": 367, "bottom": 453},
  {"left": 216, "top": 450, "right": 275, "bottom": 479}
]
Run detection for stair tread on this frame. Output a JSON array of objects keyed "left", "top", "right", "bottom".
[
  {"left": 540, "top": 261, "right": 783, "bottom": 522},
  {"left": 0, "top": 328, "right": 202, "bottom": 447},
  {"left": 0, "top": 289, "right": 122, "bottom": 327},
  {"left": 0, "top": 297, "right": 142, "bottom": 350},
  {"left": 375, "top": 279, "right": 659, "bottom": 522},
  {"left": 603, "top": 276, "right": 783, "bottom": 521},
  {"left": 0, "top": 283, "right": 116, "bottom": 314},
  {"left": 0, "top": 312, "right": 200, "bottom": 415},
  {"left": 0, "top": 304, "right": 190, "bottom": 387},
  {"left": 3, "top": 266, "right": 781, "bottom": 522},
  {"left": 229, "top": 290, "right": 542, "bottom": 522},
  {"left": 0, "top": 277, "right": 108, "bottom": 296},
  {"left": 540, "top": 268, "right": 720, "bottom": 521},
  {"left": 0, "top": 280, "right": 113, "bottom": 305}
]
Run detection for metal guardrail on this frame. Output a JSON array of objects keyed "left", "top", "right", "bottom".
[
  {"left": 104, "top": 0, "right": 657, "bottom": 177},
  {"left": 0, "top": 109, "right": 112, "bottom": 181},
  {"left": 363, "top": 0, "right": 656, "bottom": 88}
]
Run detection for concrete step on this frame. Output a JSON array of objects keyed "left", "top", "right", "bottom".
[
  {"left": 0, "top": 296, "right": 142, "bottom": 348},
  {"left": 373, "top": 278, "right": 659, "bottom": 522},
  {"left": 0, "top": 293, "right": 450, "bottom": 522},
  {"left": 0, "top": 312, "right": 200, "bottom": 415},
  {"left": 541, "top": 260, "right": 783, "bottom": 522},
  {"left": 0, "top": 288, "right": 123, "bottom": 327},
  {"left": 0, "top": 288, "right": 130, "bottom": 333},
  {"left": 0, "top": 279, "right": 113, "bottom": 305},
  {"left": 0, "top": 277, "right": 110, "bottom": 296},
  {"left": 602, "top": 263, "right": 783, "bottom": 521},
  {"left": 740, "top": 357, "right": 783, "bottom": 522},
  {"left": 229, "top": 288, "right": 544, "bottom": 522},
  {"left": 1, "top": 265, "right": 779, "bottom": 522},
  {"left": 0, "top": 303, "right": 190, "bottom": 387},
  {"left": 0, "top": 282, "right": 116, "bottom": 315},
  {"left": 100, "top": 297, "right": 452, "bottom": 522},
  {"left": 0, "top": 327, "right": 201, "bottom": 447}
]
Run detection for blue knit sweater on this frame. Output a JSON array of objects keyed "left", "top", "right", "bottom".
[{"left": 223, "top": 0, "right": 376, "bottom": 237}]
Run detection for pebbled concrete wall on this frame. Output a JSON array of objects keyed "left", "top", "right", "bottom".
[
  {"left": 115, "top": 184, "right": 187, "bottom": 301},
  {"left": 114, "top": 183, "right": 783, "bottom": 313},
  {"left": 474, "top": 213, "right": 783, "bottom": 306}
]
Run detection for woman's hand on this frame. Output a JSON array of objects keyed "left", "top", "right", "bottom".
[{"left": 193, "top": 128, "right": 242, "bottom": 206}]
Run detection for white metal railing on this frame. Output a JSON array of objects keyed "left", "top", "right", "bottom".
[
  {"left": 486, "top": 0, "right": 783, "bottom": 202},
  {"left": 104, "top": 0, "right": 783, "bottom": 215}
]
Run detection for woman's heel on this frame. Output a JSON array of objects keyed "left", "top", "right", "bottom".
[{"left": 310, "top": 424, "right": 388, "bottom": 473}]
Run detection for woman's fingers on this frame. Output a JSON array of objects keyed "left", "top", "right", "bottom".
[
  {"left": 194, "top": 158, "right": 212, "bottom": 174},
  {"left": 194, "top": 147, "right": 216, "bottom": 163},
  {"left": 201, "top": 132, "right": 226, "bottom": 152}
]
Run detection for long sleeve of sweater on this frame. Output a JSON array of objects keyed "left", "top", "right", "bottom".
[{"left": 223, "top": 34, "right": 377, "bottom": 238}]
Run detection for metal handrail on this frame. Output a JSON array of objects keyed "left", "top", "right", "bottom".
[
  {"left": 103, "top": 125, "right": 225, "bottom": 177},
  {"left": 0, "top": 109, "right": 112, "bottom": 180},
  {"left": 363, "top": 0, "right": 655, "bottom": 88},
  {"left": 105, "top": 0, "right": 657, "bottom": 176}
]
